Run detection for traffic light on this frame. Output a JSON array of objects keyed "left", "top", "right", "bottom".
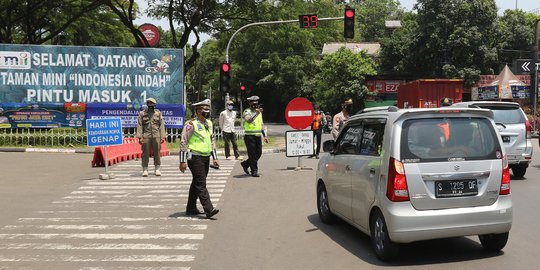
[
  {"left": 344, "top": 8, "right": 355, "bottom": 39},
  {"left": 240, "top": 85, "right": 246, "bottom": 92},
  {"left": 220, "top": 63, "right": 231, "bottom": 92}
]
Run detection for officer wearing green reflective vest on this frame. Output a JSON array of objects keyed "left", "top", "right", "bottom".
[
  {"left": 241, "top": 96, "right": 268, "bottom": 177},
  {"left": 179, "top": 99, "right": 219, "bottom": 219}
]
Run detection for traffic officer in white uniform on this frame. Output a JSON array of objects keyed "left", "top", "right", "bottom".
[{"left": 179, "top": 99, "right": 220, "bottom": 219}]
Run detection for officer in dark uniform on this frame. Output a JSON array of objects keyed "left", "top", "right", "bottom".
[
  {"left": 179, "top": 99, "right": 220, "bottom": 219},
  {"left": 241, "top": 96, "right": 268, "bottom": 177}
]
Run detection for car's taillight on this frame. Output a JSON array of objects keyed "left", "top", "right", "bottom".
[
  {"left": 387, "top": 157, "right": 409, "bottom": 202},
  {"left": 525, "top": 120, "right": 532, "bottom": 139},
  {"left": 500, "top": 155, "right": 510, "bottom": 195}
]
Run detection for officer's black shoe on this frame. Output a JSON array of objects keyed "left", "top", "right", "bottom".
[
  {"left": 251, "top": 171, "right": 260, "bottom": 177},
  {"left": 185, "top": 209, "right": 204, "bottom": 215},
  {"left": 241, "top": 161, "right": 250, "bottom": 175},
  {"left": 206, "top": 208, "right": 219, "bottom": 219}
]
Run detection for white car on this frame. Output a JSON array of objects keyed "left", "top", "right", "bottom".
[
  {"left": 452, "top": 101, "right": 532, "bottom": 178},
  {"left": 316, "top": 106, "right": 512, "bottom": 260}
]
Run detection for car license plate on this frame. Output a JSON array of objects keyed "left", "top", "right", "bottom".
[
  {"left": 435, "top": 179, "right": 478, "bottom": 198},
  {"left": 502, "top": 136, "right": 510, "bottom": 143}
]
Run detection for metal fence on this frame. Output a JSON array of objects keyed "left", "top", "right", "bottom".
[{"left": 0, "top": 127, "right": 247, "bottom": 147}]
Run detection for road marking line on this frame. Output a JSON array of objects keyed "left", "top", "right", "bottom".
[
  {"left": 17, "top": 217, "right": 209, "bottom": 222},
  {"left": 2, "top": 224, "right": 207, "bottom": 230},
  {"left": 0, "top": 234, "right": 204, "bottom": 240},
  {"left": 78, "top": 185, "right": 225, "bottom": 190},
  {"left": 0, "top": 243, "right": 199, "bottom": 250},
  {"left": 51, "top": 198, "right": 220, "bottom": 204},
  {"left": 0, "top": 254, "right": 195, "bottom": 262},
  {"left": 84, "top": 181, "right": 227, "bottom": 185}
]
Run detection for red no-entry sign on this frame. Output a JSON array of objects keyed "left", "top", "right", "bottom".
[{"left": 285, "top": 97, "right": 314, "bottom": 130}]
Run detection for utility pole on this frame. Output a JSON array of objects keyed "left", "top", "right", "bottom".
[{"left": 531, "top": 19, "right": 539, "bottom": 132}]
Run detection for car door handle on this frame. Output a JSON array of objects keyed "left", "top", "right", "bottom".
[
  {"left": 370, "top": 168, "right": 376, "bottom": 174},
  {"left": 345, "top": 165, "right": 351, "bottom": 171}
]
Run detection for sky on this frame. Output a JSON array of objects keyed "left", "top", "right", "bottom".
[{"left": 134, "top": 0, "right": 540, "bottom": 46}]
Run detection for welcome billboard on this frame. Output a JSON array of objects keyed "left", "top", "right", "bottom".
[
  {"left": 0, "top": 44, "right": 183, "bottom": 104},
  {"left": 0, "top": 44, "right": 185, "bottom": 128}
]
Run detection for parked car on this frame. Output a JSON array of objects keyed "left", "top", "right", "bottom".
[
  {"left": 316, "top": 106, "right": 512, "bottom": 260},
  {"left": 451, "top": 101, "right": 532, "bottom": 178}
]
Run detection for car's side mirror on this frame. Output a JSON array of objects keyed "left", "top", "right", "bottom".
[{"left": 323, "top": 140, "right": 335, "bottom": 153}]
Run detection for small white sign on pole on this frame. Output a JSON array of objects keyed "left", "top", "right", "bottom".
[{"left": 286, "top": 130, "right": 314, "bottom": 157}]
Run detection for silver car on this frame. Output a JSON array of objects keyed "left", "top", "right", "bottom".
[
  {"left": 316, "top": 106, "right": 512, "bottom": 260},
  {"left": 451, "top": 101, "right": 533, "bottom": 178}
]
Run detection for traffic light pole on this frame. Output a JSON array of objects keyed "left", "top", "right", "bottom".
[{"left": 225, "top": 17, "right": 343, "bottom": 63}]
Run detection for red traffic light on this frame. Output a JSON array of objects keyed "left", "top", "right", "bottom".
[
  {"left": 240, "top": 85, "right": 246, "bottom": 91},
  {"left": 345, "top": 9, "right": 355, "bottom": 18},
  {"left": 221, "top": 63, "right": 230, "bottom": 73}
]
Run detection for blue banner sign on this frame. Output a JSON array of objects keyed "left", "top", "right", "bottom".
[
  {"left": 0, "top": 102, "right": 85, "bottom": 128},
  {"left": 0, "top": 44, "right": 183, "bottom": 105},
  {"left": 511, "top": 85, "right": 529, "bottom": 99},
  {"left": 86, "top": 103, "right": 185, "bottom": 128},
  {"left": 477, "top": 85, "right": 499, "bottom": 100},
  {"left": 87, "top": 118, "right": 123, "bottom": 147}
]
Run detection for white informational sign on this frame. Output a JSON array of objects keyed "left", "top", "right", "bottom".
[{"left": 286, "top": 130, "right": 314, "bottom": 157}]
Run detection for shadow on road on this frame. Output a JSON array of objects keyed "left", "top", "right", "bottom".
[{"left": 307, "top": 214, "right": 503, "bottom": 266}]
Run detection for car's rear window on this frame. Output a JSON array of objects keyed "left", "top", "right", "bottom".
[
  {"left": 400, "top": 117, "right": 502, "bottom": 163},
  {"left": 476, "top": 105, "right": 525, "bottom": 124}
]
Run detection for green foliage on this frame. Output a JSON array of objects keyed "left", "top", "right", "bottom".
[
  {"left": 357, "top": 0, "right": 403, "bottom": 42},
  {"left": 312, "top": 48, "right": 377, "bottom": 113}
]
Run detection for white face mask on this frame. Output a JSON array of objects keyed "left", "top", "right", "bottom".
[{"left": 227, "top": 105, "right": 233, "bottom": 110}]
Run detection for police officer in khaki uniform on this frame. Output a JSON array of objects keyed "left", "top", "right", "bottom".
[
  {"left": 179, "top": 99, "right": 220, "bottom": 219},
  {"left": 136, "top": 98, "right": 166, "bottom": 177}
]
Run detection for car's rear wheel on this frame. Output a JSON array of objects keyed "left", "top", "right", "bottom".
[
  {"left": 511, "top": 164, "right": 527, "bottom": 178},
  {"left": 317, "top": 183, "right": 336, "bottom": 224},
  {"left": 370, "top": 210, "right": 399, "bottom": 260},
  {"left": 479, "top": 232, "right": 509, "bottom": 251}
]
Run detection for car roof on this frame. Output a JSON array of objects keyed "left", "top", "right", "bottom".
[
  {"left": 452, "top": 101, "right": 521, "bottom": 108},
  {"left": 350, "top": 106, "right": 494, "bottom": 122}
]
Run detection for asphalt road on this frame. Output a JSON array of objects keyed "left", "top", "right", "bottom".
[{"left": 0, "top": 134, "right": 539, "bottom": 269}]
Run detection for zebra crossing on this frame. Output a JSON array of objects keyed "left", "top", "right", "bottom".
[{"left": 0, "top": 156, "right": 236, "bottom": 269}]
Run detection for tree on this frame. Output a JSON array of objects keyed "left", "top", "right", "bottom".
[
  {"left": 55, "top": 4, "right": 135, "bottom": 47},
  {"left": 379, "top": 0, "right": 499, "bottom": 87},
  {"left": 495, "top": 9, "right": 539, "bottom": 67},
  {"left": 0, "top": 0, "right": 105, "bottom": 44},
  {"left": 147, "top": 0, "right": 261, "bottom": 73},
  {"left": 311, "top": 48, "right": 377, "bottom": 114},
  {"left": 356, "top": 0, "right": 403, "bottom": 42}
]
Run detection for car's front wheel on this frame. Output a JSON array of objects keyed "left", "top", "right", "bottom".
[
  {"left": 479, "top": 232, "right": 509, "bottom": 251},
  {"left": 317, "top": 183, "right": 336, "bottom": 224},
  {"left": 511, "top": 164, "right": 527, "bottom": 178},
  {"left": 370, "top": 210, "right": 399, "bottom": 260}
]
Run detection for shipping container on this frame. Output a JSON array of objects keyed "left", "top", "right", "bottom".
[{"left": 397, "top": 79, "right": 463, "bottom": 108}]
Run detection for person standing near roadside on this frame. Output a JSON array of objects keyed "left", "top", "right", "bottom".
[
  {"left": 219, "top": 100, "right": 241, "bottom": 160},
  {"left": 241, "top": 96, "right": 268, "bottom": 177},
  {"left": 311, "top": 110, "right": 325, "bottom": 159},
  {"left": 179, "top": 99, "right": 220, "bottom": 219},
  {"left": 136, "top": 98, "right": 166, "bottom": 177},
  {"left": 332, "top": 98, "right": 353, "bottom": 139}
]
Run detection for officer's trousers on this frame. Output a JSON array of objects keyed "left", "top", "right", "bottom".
[
  {"left": 244, "top": 135, "right": 262, "bottom": 172},
  {"left": 313, "top": 129, "right": 322, "bottom": 155},
  {"left": 186, "top": 155, "right": 214, "bottom": 213},
  {"left": 141, "top": 138, "right": 161, "bottom": 168},
  {"left": 223, "top": 132, "right": 239, "bottom": 158}
]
